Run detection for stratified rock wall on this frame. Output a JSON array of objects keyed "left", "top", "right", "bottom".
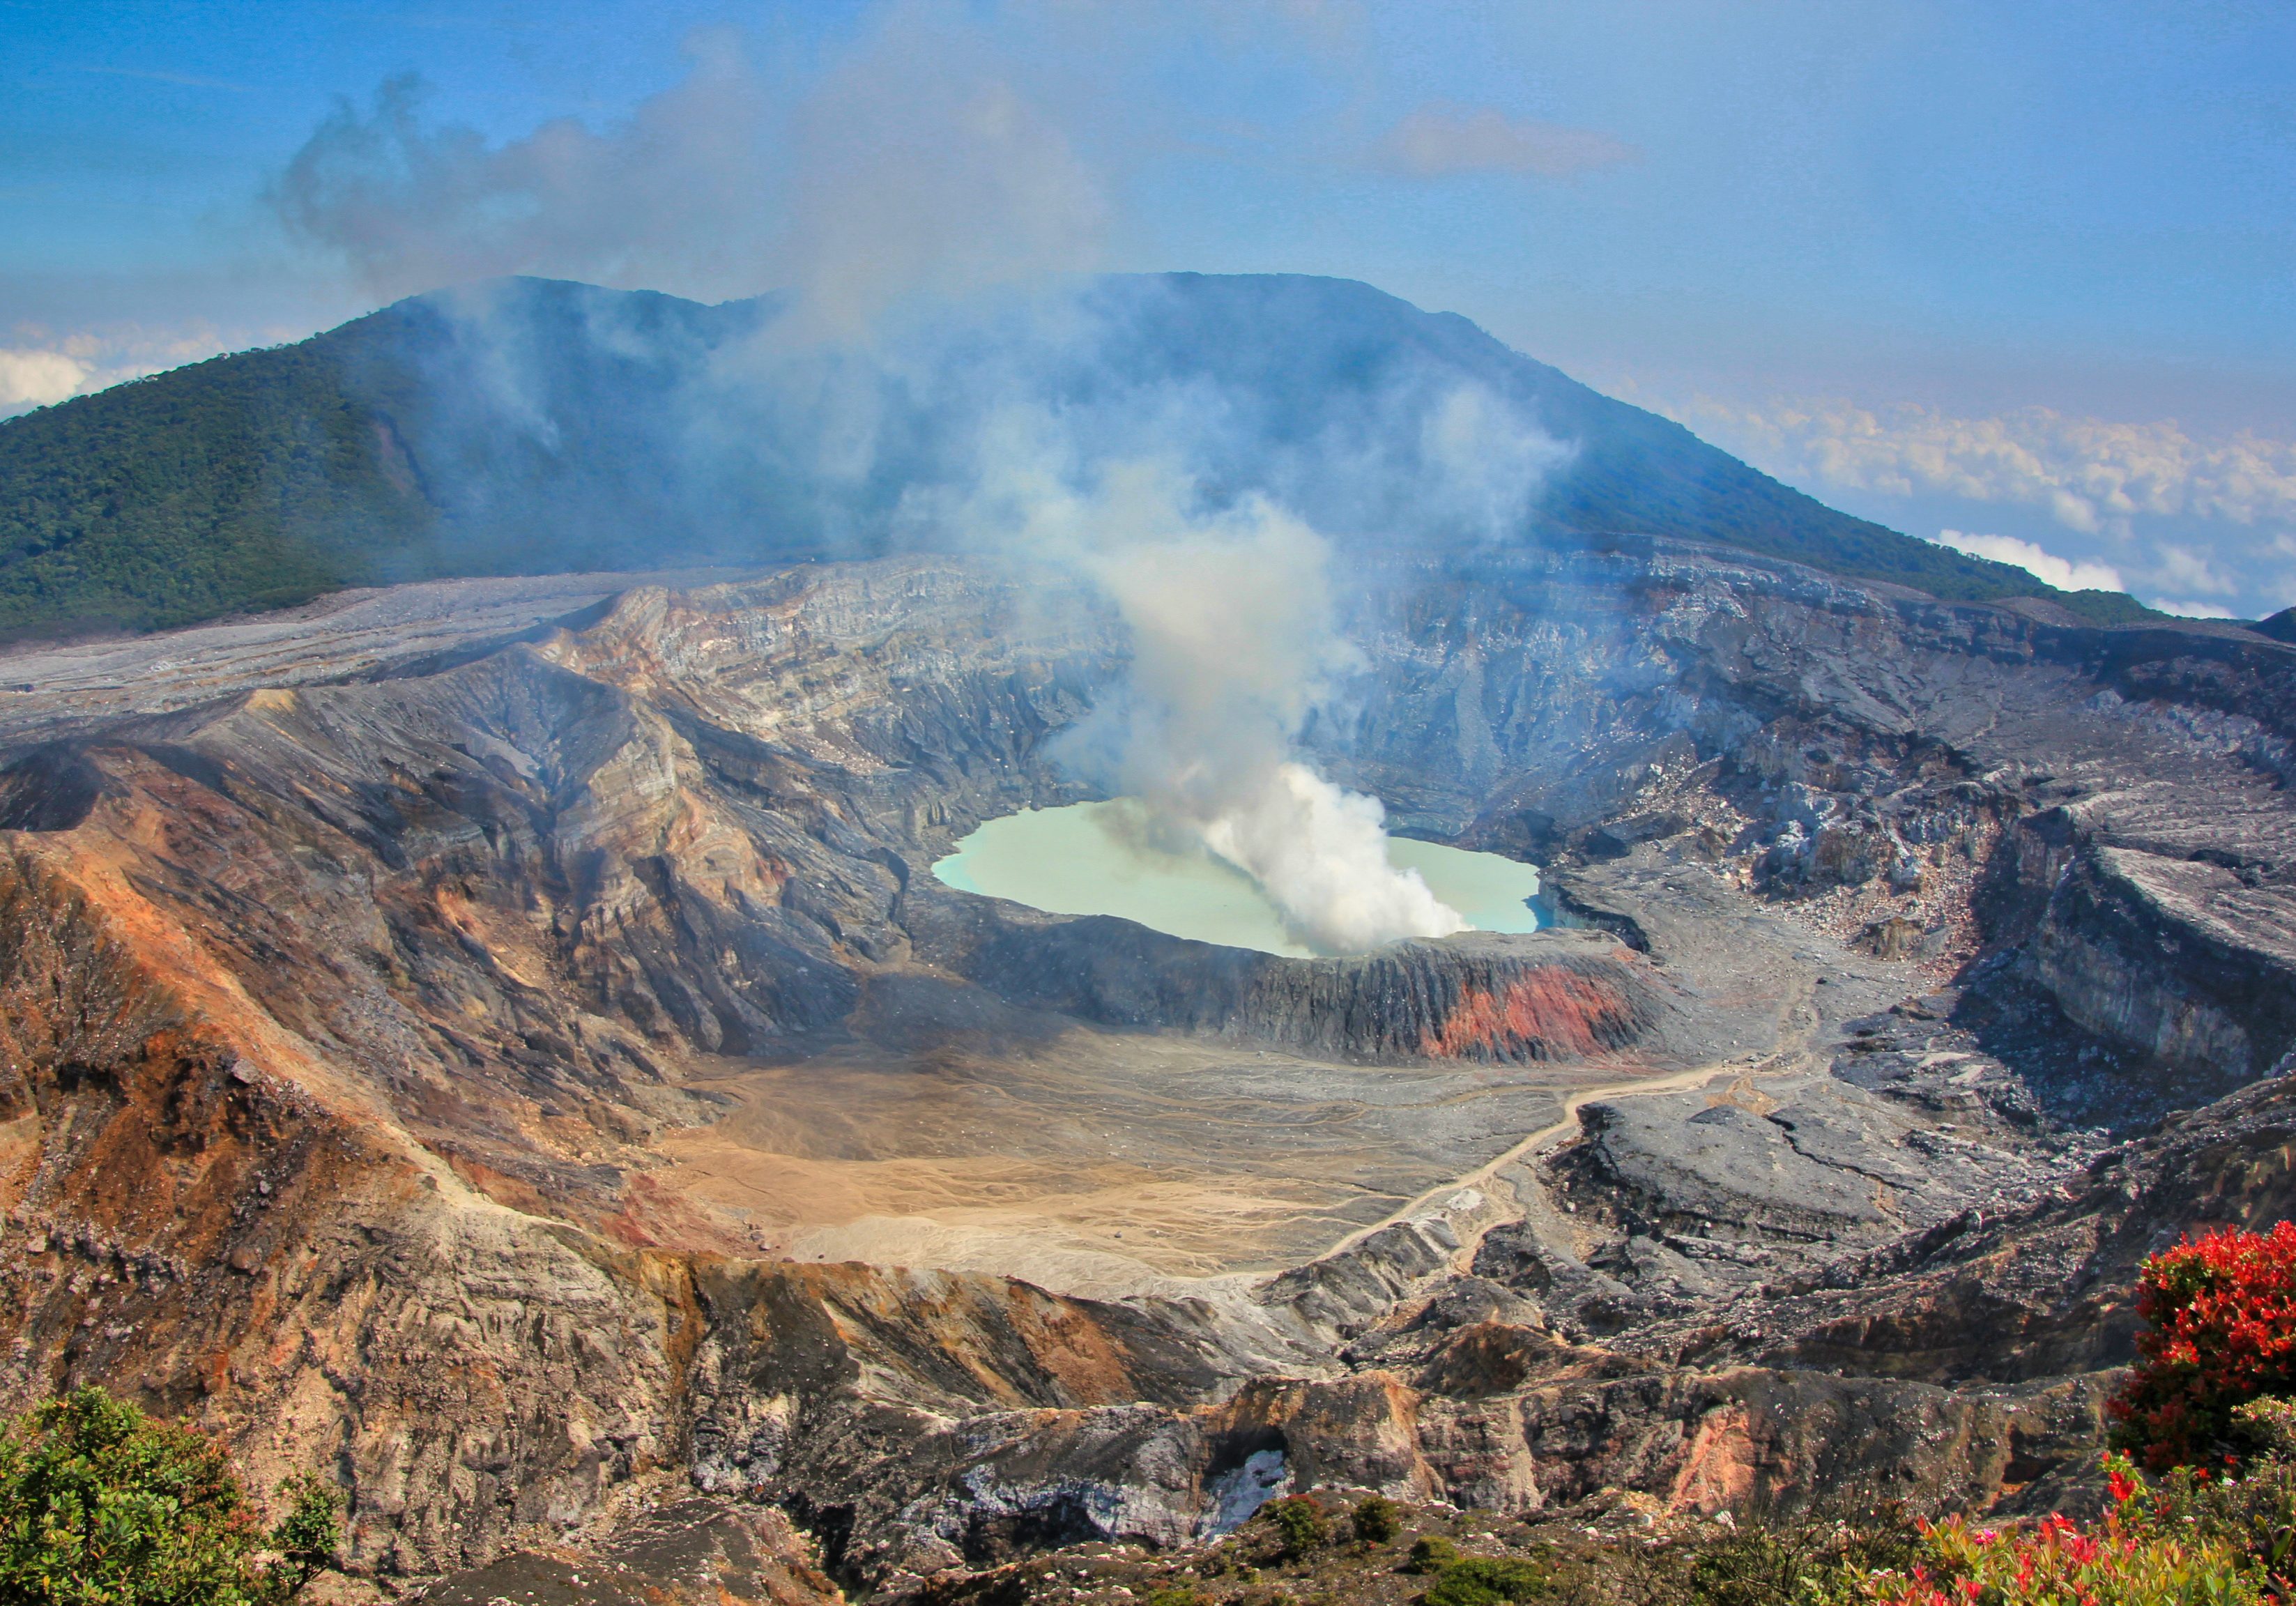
[{"left": 919, "top": 904, "right": 1664, "bottom": 1064}]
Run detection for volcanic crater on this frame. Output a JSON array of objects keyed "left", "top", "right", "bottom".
[{"left": 0, "top": 535, "right": 2290, "bottom": 1589}]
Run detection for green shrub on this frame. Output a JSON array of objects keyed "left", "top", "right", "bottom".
[
  {"left": 1687, "top": 1527, "right": 1848, "bottom": 1606},
  {"left": 1421, "top": 1554, "right": 1548, "bottom": 1606},
  {"left": 1143, "top": 1588, "right": 1209, "bottom": 1606},
  {"left": 1352, "top": 1494, "right": 1401, "bottom": 1545},
  {"left": 2233, "top": 1394, "right": 2296, "bottom": 1460},
  {"left": 1528, "top": 1507, "right": 1914, "bottom": 1606},
  {"left": 1264, "top": 1496, "right": 1328, "bottom": 1560},
  {"left": 0, "top": 1385, "right": 339, "bottom": 1605},
  {"left": 2095, "top": 1446, "right": 2296, "bottom": 1598},
  {"left": 1407, "top": 1536, "right": 1460, "bottom": 1574},
  {"left": 1797, "top": 1462, "right": 2296, "bottom": 1605}
]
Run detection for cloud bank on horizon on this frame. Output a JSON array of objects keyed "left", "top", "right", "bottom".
[
  {"left": 0, "top": 323, "right": 293, "bottom": 414},
  {"left": 1673, "top": 395, "right": 2296, "bottom": 618},
  {"left": 1932, "top": 530, "right": 2125, "bottom": 597}
]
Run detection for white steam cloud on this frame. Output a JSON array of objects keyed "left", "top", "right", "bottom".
[
  {"left": 783, "top": 34, "right": 1106, "bottom": 338},
  {"left": 970, "top": 452, "right": 1466, "bottom": 954},
  {"left": 1418, "top": 383, "right": 1577, "bottom": 538},
  {"left": 1088, "top": 494, "right": 1466, "bottom": 953},
  {"left": 270, "top": 17, "right": 1107, "bottom": 332},
  {"left": 261, "top": 4, "right": 1572, "bottom": 953}
]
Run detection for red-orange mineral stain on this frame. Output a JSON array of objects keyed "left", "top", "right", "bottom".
[{"left": 1423, "top": 967, "right": 1633, "bottom": 1060}]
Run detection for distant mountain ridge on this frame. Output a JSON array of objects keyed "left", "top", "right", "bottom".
[{"left": 0, "top": 273, "right": 2160, "bottom": 639}]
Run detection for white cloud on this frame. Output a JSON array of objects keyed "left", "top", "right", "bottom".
[
  {"left": 1684, "top": 396, "right": 2296, "bottom": 536},
  {"left": 1370, "top": 103, "right": 1636, "bottom": 178},
  {"left": 0, "top": 350, "right": 95, "bottom": 412},
  {"left": 1933, "top": 529, "right": 2125, "bottom": 592},
  {"left": 0, "top": 324, "right": 257, "bottom": 418},
  {"left": 2148, "top": 541, "right": 2237, "bottom": 598},
  {"left": 2151, "top": 599, "right": 2239, "bottom": 620},
  {"left": 1665, "top": 392, "right": 2296, "bottom": 614}
]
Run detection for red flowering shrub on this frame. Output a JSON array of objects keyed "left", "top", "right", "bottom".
[
  {"left": 2109, "top": 1221, "right": 2296, "bottom": 1469},
  {"left": 1837, "top": 1492, "right": 2266, "bottom": 1605}
]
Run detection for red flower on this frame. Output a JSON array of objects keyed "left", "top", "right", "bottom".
[{"left": 2108, "top": 1221, "right": 2296, "bottom": 1467}]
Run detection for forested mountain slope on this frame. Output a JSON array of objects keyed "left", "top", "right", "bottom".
[{"left": 0, "top": 273, "right": 2156, "bottom": 638}]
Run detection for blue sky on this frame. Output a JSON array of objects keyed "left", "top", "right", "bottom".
[{"left": 6, "top": 1, "right": 2296, "bottom": 615}]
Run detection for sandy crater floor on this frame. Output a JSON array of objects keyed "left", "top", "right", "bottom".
[
  {"left": 632, "top": 861, "right": 1921, "bottom": 1298},
  {"left": 648, "top": 1026, "right": 1613, "bottom": 1296}
]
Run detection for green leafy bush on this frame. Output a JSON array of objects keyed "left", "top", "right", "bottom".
[
  {"left": 1142, "top": 1588, "right": 1209, "bottom": 1606},
  {"left": 1809, "top": 1453, "right": 2296, "bottom": 1605},
  {"left": 0, "top": 1385, "right": 339, "bottom": 1605},
  {"left": 2099, "top": 1437, "right": 2296, "bottom": 1598},
  {"left": 1835, "top": 1509, "right": 2260, "bottom": 1605},
  {"left": 1686, "top": 1526, "right": 1865, "bottom": 1606},
  {"left": 1421, "top": 1554, "right": 1549, "bottom": 1606},
  {"left": 1506, "top": 1506, "right": 1913, "bottom": 1606},
  {"left": 1351, "top": 1494, "right": 1401, "bottom": 1546},
  {"left": 1263, "top": 1497, "right": 1328, "bottom": 1560},
  {"left": 1407, "top": 1536, "right": 1460, "bottom": 1575}
]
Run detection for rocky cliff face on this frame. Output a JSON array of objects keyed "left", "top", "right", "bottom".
[{"left": 0, "top": 545, "right": 2287, "bottom": 1593}]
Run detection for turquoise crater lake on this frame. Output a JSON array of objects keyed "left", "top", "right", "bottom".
[{"left": 931, "top": 800, "right": 1541, "bottom": 958}]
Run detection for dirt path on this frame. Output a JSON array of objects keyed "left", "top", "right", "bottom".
[
  {"left": 1315, "top": 963, "right": 1834, "bottom": 1261},
  {"left": 1315, "top": 1055, "right": 1770, "bottom": 1259}
]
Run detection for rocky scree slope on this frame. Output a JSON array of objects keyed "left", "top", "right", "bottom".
[{"left": 0, "top": 546, "right": 2281, "bottom": 1591}]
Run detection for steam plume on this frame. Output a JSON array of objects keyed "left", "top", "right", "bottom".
[
  {"left": 982, "top": 454, "right": 1464, "bottom": 953},
  {"left": 266, "top": 6, "right": 1577, "bottom": 951},
  {"left": 271, "top": 17, "right": 1105, "bottom": 329}
]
